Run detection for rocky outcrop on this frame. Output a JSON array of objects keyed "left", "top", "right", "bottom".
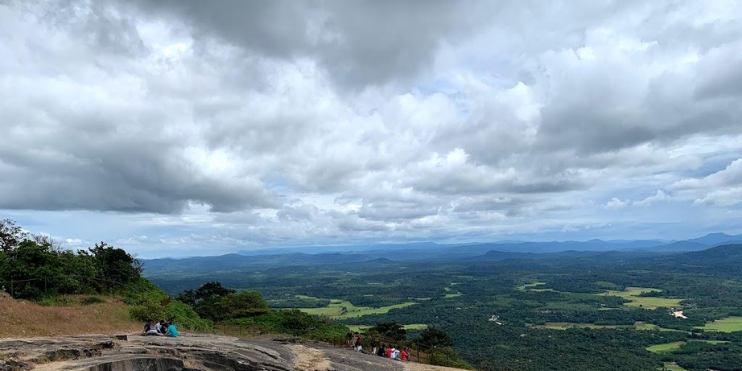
[{"left": 0, "top": 334, "right": 410, "bottom": 371}]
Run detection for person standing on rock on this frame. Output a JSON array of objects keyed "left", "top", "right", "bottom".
[
  {"left": 370, "top": 338, "right": 379, "bottom": 355},
  {"left": 354, "top": 333, "right": 363, "bottom": 351}
]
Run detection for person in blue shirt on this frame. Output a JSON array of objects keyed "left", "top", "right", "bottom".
[{"left": 165, "top": 321, "right": 179, "bottom": 337}]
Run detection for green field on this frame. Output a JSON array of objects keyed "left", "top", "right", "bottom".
[
  {"left": 647, "top": 340, "right": 729, "bottom": 354},
  {"left": 530, "top": 322, "right": 628, "bottom": 330},
  {"left": 601, "top": 287, "right": 683, "bottom": 309},
  {"left": 443, "top": 282, "right": 463, "bottom": 298},
  {"left": 634, "top": 323, "right": 686, "bottom": 332},
  {"left": 646, "top": 341, "right": 686, "bottom": 353},
  {"left": 663, "top": 362, "right": 689, "bottom": 371},
  {"left": 697, "top": 316, "right": 742, "bottom": 332},
  {"left": 298, "top": 300, "right": 417, "bottom": 319},
  {"left": 516, "top": 282, "right": 556, "bottom": 292},
  {"left": 346, "top": 323, "right": 428, "bottom": 332}
]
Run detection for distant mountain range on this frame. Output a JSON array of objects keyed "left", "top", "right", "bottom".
[{"left": 141, "top": 232, "right": 742, "bottom": 276}]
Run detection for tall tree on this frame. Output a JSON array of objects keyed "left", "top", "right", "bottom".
[{"left": 0, "top": 219, "right": 27, "bottom": 253}]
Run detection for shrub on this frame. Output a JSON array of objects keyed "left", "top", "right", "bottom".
[
  {"left": 164, "top": 301, "right": 212, "bottom": 331},
  {"left": 224, "top": 310, "right": 347, "bottom": 342},
  {"left": 429, "top": 347, "right": 474, "bottom": 369},
  {"left": 129, "top": 298, "right": 165, "bottom": 322},
  {"left": 81, "top": 296, "right": 105, "bottom": 305}
]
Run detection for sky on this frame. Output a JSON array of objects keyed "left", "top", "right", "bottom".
[{"left": 1, "top": 0, "right": 742, "bottom": 258}]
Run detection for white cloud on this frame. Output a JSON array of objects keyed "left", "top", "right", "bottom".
[
  {"left": 605, "top": 198, "right": 628, "bottom": 210},
  {"left": 634, "top": 190, "right": 672, "bottom": 207},
  {"left": 1, "top": 0, "right": 742, "bottom": 256}
]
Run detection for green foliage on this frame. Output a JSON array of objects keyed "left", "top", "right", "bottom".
[
  {"left": 0, "top": 222, "right": 142, "bottom": 301},
  {"left": 181, "top": 282, "right": 268, "bottom": 322},
  {"left": 416, "top": 327, "right": 454, "bottom": 347},
  {"left": 129, "top": 298, "right": 166, "bottom": 322},
  {"left": 429, "top": 347, "right": 473, "bottom": 369},
  {"left": 219, "top": 290, "right": 269, "bottom": 319},
  {"left": 84, "top": 242, "right": 142, "bottom": 290},
  {"left": 118, "top": 278, "right": 168, "bottom": 305},
  {"left": 225, "top": 310, "right": 347, "bottom": 342},
  {"left": 368, "top": 322, "right": 407, "bottom": 342},
  {"left": 81, "top": 296, "right": 105, "bottom": 305},
  {"left": 196, "top": 281, "right": 235, "bottom": 300},
  {"left": 164, "top": 301, "right": 212, "bottom": 331},
  {"left": 0, "top": 219, "right": 27, "bottom": 253},
  {"left": 124, "top": 279, "right": 211, "bottom": 331}
]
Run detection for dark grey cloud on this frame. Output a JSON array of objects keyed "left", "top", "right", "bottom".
[{"left": 125, "top": 0, "right": 490, "bottom": 88}]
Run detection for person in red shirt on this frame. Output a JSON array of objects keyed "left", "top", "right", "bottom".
[
  {"left": 385, "top": 346, "right": 393, "bottom": 358},
  {"left": 400, "top": 349, "right": 409, "bottom": 361}
]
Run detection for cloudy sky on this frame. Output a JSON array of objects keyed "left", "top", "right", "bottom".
[{"left": 1, "top": 0, "right": 742, "bottom": 257}]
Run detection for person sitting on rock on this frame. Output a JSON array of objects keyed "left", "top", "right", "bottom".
[
  {"left": 165, "top": 321, "right": 179, "bottom": 337},
  {"left": 144, "top": 319, "right": 162, "bottom": 336}
]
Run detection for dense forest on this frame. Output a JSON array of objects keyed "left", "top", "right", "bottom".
[{"left": 147, "top": 242, "right": 742, "bottom": 371}]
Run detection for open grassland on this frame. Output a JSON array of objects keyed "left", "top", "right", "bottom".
[
  {"left": 646, "top": 340, "right": 729, "bottom": 354},
  {"left": 663, "top": 362, "right": 689, "bottom": 370},
  {"left": 0, "top": 294, "right": 140, "bottom": 338},
  {"left": 646, "top": 341, "right": 686, "bottom": 353},
  {"left": 601, "top": 287, "right": 683, "bottom": 309},
  {"left": 530, "top": 322, "right": 632, "bottom": 330},
  {"left": 515, "top": 282, "right": 555, "bottom": 292},
  {"left": 531, "top": 322, "right": 689, "bottom": 332},
  {"left": 634, "top": 323, "right": 686, "bottom": 332},
  {"left": 298, "top": 300, "right": 417, "bottom": 319},
  {"left": 346, "top": 324, "right": 428, "bottom": 332},
  {"left": 696, "top": 316, "right": 742, "bottom": 332}
]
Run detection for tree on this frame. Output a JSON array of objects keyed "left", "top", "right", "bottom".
[
  {"left": 369, "top": 322, "right": 407, "bottom": 342},
  {"left": 416, "top": 327, "right": 454, "bottom": 348},
  {"left": 187, "top": 281, "right": 237, "bottom": 321},
  {"left": 175, "top": 289, "right": 197, "bottom": 306},
  {"left": 220, "top": 290, "right": 269, "bottom": 319},
  {"left": 86, "top": 242, "right": 142, "bottom": 289},
  {"left": 195, "top": 281, "right": 235, "bottom": 301},
  {"left": 0, "top": 219, "right": 27, "bottom": 253}
]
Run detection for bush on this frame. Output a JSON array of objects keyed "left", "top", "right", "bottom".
[
  {"left": 429, "top": 347, "right": 474, "bottom": 369},
  {"left": 81, "top": 296, "right": 105, "bottom": 305},
  {"left": 224, "top": 310, "right": 347, "bottom": 342},
  {"left": 118, "top": 278, "right": 167, "bottom": 305},
  {"left": 129, "top": 298, "right": 165, "bottom": 322},
  {"left": 164, "top": 301, "right": 212, "bottom": 331},
  {"left": 37, "top": 296, "right": 75, "bottom": 306}
]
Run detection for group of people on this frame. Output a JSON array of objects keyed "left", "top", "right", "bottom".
[
  {"left": 143, "top": 319, "right": 179, "bottom": 337},
  {"left": 345, "top": 331, "right": 409, "bottom": 361}
]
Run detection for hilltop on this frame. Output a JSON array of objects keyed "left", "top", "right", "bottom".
[{"left": 0, "top": 334, "right": 464, "bottom": 371}]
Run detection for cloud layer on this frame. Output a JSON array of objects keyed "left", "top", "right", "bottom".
[{"left": 1, "top": 0, "right": 741, "bottom": 257}]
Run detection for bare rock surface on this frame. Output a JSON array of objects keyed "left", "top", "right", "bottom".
[{"left": 0, "top": 334, "right": 411, "bottom": 371}]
